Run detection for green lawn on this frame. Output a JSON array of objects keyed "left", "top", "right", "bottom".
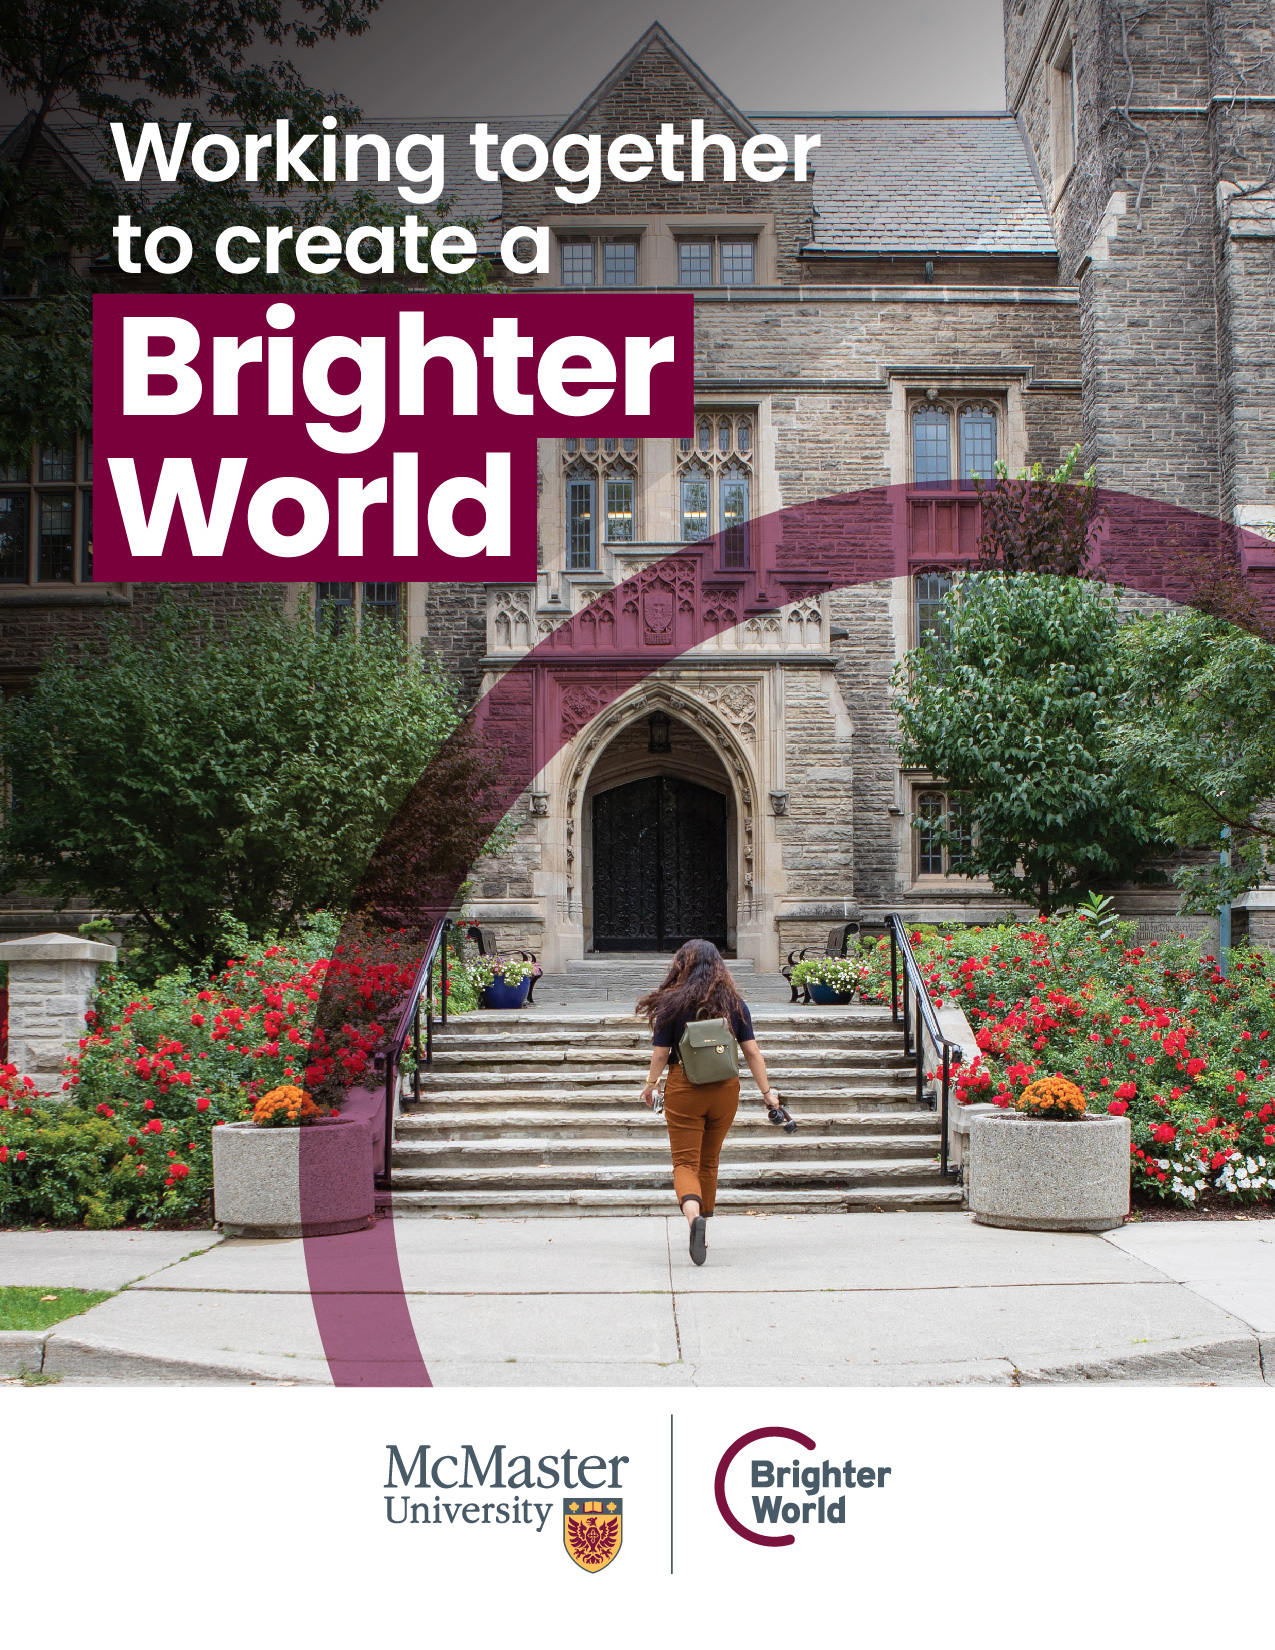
[{"left": 0, "top": 1287, "right": 115, "bottom": 1331}]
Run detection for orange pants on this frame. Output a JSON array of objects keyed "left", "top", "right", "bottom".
[{"left": 663, "top": 1064, "right": 740, "bottom": 1215}]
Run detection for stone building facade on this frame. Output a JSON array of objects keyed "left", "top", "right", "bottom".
[{"left": 3, "top": 15, "right": 1272, "bottom": 950}]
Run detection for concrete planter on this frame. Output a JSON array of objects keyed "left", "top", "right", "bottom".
[
  {"left": 969, "top": 1113, "right": 1130, "bottom": 1232},
  {"left": 212, "top": 1117, "right": 375, "bottom": 1238}
]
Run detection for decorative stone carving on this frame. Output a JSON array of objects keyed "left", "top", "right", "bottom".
[
  {"left": 702, "top": 589, "right": 741, "bottom": 630},
  {"left": 529, "top": 792, "right": 550, "bottom": 817},
  {"left": 743, "top": 614, "right": 781, "bottom": 650},
  {"left": 787, "top": 599, "right": 823, "bottom": 649},
  {"left": 491, "top": 588, "right": 533, "bottom": 652},
  {"left": 561, "top": 684, "right": 611, "bottom": 740},
  {"left": 691, "top": 683, "right": 758, "bottom": 742},
  {"left": 770, "top": 790, "right": 790, "bottom": 816}
]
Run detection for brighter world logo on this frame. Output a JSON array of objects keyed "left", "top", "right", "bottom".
[{"left": 714, "top": 1427, "right": 894, "bottom": 1547}]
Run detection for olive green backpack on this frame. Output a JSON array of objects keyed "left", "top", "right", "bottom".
[{"left": 678, "top": 1015, "right": 740, "bottom": 1084}]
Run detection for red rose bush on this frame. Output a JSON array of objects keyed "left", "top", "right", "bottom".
[
  {"left": 862, "top": 911, "right": 1275, "bottom": 1208},
  {"left": 0, "top": 915, "right": 419, "bottom": 1227}
]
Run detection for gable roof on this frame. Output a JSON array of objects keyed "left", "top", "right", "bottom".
[{"left": 554, "top": 22, "right": 758, "bottom": 142}]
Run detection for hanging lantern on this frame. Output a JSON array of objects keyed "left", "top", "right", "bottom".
[{"left": 648, "top": 711, "right": 672, "bottom": 754}]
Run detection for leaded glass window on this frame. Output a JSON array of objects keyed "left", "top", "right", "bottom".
[
  {"left": 680, "top": 468, "right": 710, "bottom": 542},
  {"left": 959, "top": 403, "right": 998, "bottom": 483},
  {"left": 915, "top": 791, "right": 946, "bottom": 876},
  {"left": 362, "top": 583, "right": 400, "bottom": 628},
  {"left": 80, "top": 491, "right": 93, "bottom": 581},
  {"left": 915, "top": 570, "right": 954, "bottom": 650},
  {"left": 316, "top": 583, "right": 356, "bottom": 634},
  {"left": 914, "top": 787, "right": 975, "bottom": 877},
  {"left": 912, "top": 404, "right": 951, "bottom": 487},
  {"left": 39, "top": 491, "right": 74, "bottom": 581},
  {"left": 566, "top": 473, "right": 595, "bottom": 569},
  {"left": 605, "top": 475, "right": 634, "bottom": 543},
  {"left": 676, "top": 413, "right": 754, "bottom": 566},
  {"left": 720, "top": 464, "right": 750, "bottom": 569},
  {"left": 39, "top": 445, "right": 74, "bottom": 483},
  {"left": 0, "top": 432, "right": 94, "bottom": 587},
  {"left": 0, "top": 493, "right": 29, "bottom": 581},
  {"left": 315, "top": 583, "right": 400, "bottom": 633}
]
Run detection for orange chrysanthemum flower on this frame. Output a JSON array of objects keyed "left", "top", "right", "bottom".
[
  {"left": 1018, "top": 1075, "right": 1087, "bottom": 1120},
  {"left": 253, "top": 1084, "right": 324, "bottom": 1127}
]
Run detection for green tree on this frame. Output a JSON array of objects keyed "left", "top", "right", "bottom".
[
  {"left": 1112, "top": 608, "right": 1275, "bottom": 909},
  {"left": 0, "top": 597, "right": 463, "bottom": 974},
  {"left": 0, "top": 0, "right": 495, "bottom": 464},
  {"left": 893, "top": 572, "right": 1160, "bottom": 912}
]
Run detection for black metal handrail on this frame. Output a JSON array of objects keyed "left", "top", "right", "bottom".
[
  {"left": 886, "top": 913, "right": 962, "bottom": 1179},
  {"left": 375, "top": 916, "right": 453, "bottom": 1188}
]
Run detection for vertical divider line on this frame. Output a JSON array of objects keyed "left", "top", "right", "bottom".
[{"left": 669, "top": 1411, "right": 675, "bottom": 1575}]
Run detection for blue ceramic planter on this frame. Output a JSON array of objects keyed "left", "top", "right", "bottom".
[
  {"left": 807, "top": 982, "right": 854, "bottom": 1006},
  {"left": 482, "top": 976, "right": 532, "bottom": 1010}
]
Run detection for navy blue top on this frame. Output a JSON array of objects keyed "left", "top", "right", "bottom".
[{"left": 653, "top": 1002, "right": 755, "bottom": 1066}]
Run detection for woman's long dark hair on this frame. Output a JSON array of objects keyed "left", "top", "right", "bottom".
[{"left": 635, "top": 940, "right": 743, "bottom": 1028}]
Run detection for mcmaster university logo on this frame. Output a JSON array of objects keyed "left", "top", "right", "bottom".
[{"left": 563, "top": 1498, "right": 623, "bottom": 1572}]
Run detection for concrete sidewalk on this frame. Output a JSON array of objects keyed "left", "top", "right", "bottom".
[{"left": 1, "top": 1212, "right": 1271, "bottom": 1386}]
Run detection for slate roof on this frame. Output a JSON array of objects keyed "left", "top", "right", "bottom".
[
  {"left": 767, "top": 113, "right": 1056, "bottom": 256},
  {"left": 29, "top": 109, "right": 1055, "bottom": 261}
]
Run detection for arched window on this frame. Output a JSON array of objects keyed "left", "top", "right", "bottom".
[
  {"left": 914, "top": 569, "right": 954, "bottom": 649},
  {"left": 912, "top": 403, "right": 951, "bottom": 487},
  {"left": 675, "top": 412, "right": 755, "bottom": 566},
  {"left": 720, "top": 461, "right": 750, "bottom": 569},
  {"left": 565, "top": 461, "right": 595, "bottom": 569},
  {"left": 605, "top": 464, "right": 635, "bottom": 544},
  {"left": 959, "top": 403, "right": 998, "bottom": 483},
  {"left": 915, "top": 790, "right": 946, "bottom": 876},
  {"left": 913, "top": 788, "right": 974, "bottom": 878},
  {"left": 680, "top": 461, "right": 710, "bottom": 542},
  {"left": 561, "top": 443, "right": 643, "bottom": 568}
]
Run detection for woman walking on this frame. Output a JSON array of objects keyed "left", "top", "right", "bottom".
[{"left": 636, "top": 940, "right": 778, "bottom": 1266}]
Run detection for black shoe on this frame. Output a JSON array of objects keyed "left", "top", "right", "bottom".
[{"left": 689, "top": 1215, "right": 707, "bottom": 1266}]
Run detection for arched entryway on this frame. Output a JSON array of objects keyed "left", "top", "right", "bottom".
[{"left": 583, "top": 713, "right": 736, "bottom": 953}]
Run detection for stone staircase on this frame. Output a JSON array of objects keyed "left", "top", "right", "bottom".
[{"left": 389, "top": 1003, "right": 963, "bottom": 1217}]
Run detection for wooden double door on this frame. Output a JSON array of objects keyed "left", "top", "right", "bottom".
[{"left": 591, "top": 776, "right": 728, "bottom": 951}]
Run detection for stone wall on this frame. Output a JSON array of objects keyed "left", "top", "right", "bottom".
[{"left": 1008, "top": 0, "right": 1275, "bottom": 525}]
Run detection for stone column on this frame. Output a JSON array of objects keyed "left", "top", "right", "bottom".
[{"left": 0, "top": 932, "right": 117, "bottom": 1096}]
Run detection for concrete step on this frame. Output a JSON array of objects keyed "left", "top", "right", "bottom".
[
  {"left": 392, "top": 1134, "right": 939, "bottom": 1168},
  {"left": 385, "top": 1001, "right": 939, "bottom": 1220},
  {"left": 428, "top": 1023, "right": 903, "bottom": 1049},
  {"left": 384, "top": 1185, "right": 965, "bottom": 1218},
  {"left": 414, "top": 1067, "right": 916, "bottom": 1091},
  {"left": 422, "top": 1047, "right": 912, "bottom": 1071},
  {"left": 405, "top": 1086, "right": 924, "bottom": 1110},
  {"left": 385, "top": 1157, "right": 943, "bottom": 1193},
  {"left": 434, "top": 1009, "right": 896, "bottom": 1035},
  {"left": 396, "top": 1109, "right": 939, "bottom": 1140}
]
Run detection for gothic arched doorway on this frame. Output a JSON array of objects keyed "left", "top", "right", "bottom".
[{"left": 592, "top": 774, "right": 728, "bottom": 950}]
